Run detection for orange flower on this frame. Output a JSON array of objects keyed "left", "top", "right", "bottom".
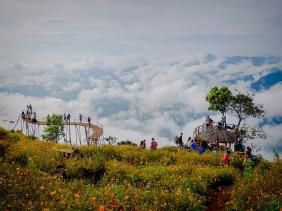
[{"left": 99, "top": 205, "right": 105, "bottom": 211}]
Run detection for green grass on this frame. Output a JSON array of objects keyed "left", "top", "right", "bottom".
[{"left": 0, "top": 127, "right": 281, "bottom": 210}]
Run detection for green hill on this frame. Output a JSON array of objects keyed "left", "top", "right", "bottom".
[{"left": 0, "top": 128, "right": 281, "bottom": 211}]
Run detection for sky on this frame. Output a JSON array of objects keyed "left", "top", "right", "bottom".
[{"left": 0, "top": 0, "right": 282, "bottom": 159}]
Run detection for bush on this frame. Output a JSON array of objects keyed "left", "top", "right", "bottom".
[
  {"left": 65, "top": 159, "right": 105, "bottom": 183},
  {"left": 0, "top": 127, "right": 8, "bottom": 138},
  {"left": 227, "top": 160, "right": 282, "bottom": 211}
]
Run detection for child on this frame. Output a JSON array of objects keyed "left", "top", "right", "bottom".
[{"left": 222, "top": 149, "right": 231, "bottom": 167}]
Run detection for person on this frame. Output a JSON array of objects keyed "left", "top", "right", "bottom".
[
  {"left": 63, "top": 113, "right": 67, "bottom": 122},
  {"left": 32, "top": 112, "right": 37, "bottom": 123},
  {"left": 150, "top": 138, "right": 158, "bottom": 150},
  {"left": 205, "top": 116, "right": 210, "bottom": 128},
  {"left": 208, "top": 117, "right": 214, "bottom": 128},
  {"left": 21, "top": 111, "right": 26, "bottom": 120},
  {"left": 190, "top": 140, "right": 197, "bottom": 150},
  {"left": 235, "top": 138, "right": 245, "bottom": 152},
  {"left": 218, "top": 117, "right": 225, "bottom": 127},
  {"left": 79, "top": 113, "right": 82, "bottom": 122},
  {"left": 198, "top": 145, "right": 206, "bottom": 154},
  {"left": 222, "top": 116, "right": 226, "bottom": 127},
  {"left": 243, "top": 146, "right": 256, "bottom": 177},
  {"left": 29, "top": 104, "right": 32, "bottom": 114},
  {"left": 243, "top": 146, "right": 255, "bottom": 166},
  {"left": 187, "top": 137, "right": 192, "bottom": 146},
  {"left": 222, "top": 149, "right": 230, "bottom": 167},
  {"left": 88, "top": 116, "right": 91, "bottom": 125},
  {"left": 140, "top": 140, "right": 146, "bottom": 149},
  {"left": 178, "top": 132, "right": 184, "bottom": 149},
  {"left": 67, "top": 114, "right": 71, "bottom": 124}
]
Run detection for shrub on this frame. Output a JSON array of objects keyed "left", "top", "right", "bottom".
[
  {"left": 227, "top": 160, "right": 282, "bottom": 211},
  {"left": 65, "top": 159, "right": 105, "bottom": 183},
  {"left": 0, "top": 127, "right": 8, "bottom": 138}
]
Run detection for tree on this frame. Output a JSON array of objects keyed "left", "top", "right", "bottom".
[
  {"left": 42, "top": 114, "right": 64, "bottom": 142},
  {"left": 206, "top": 86, "right": 232, "bottom": 118},
  {"left": 104, "top": 136, "right": 117, "bottom": 145},
  {"left": 229, "top": 90, "right": 265, "bottom": 129},
  {"left": 117, "top": 140, "right": 137, "bottom": 146}
]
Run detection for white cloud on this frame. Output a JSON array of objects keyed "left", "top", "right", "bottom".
[{"left": 0, "top": 54, "right": 281, "bottom": 160}]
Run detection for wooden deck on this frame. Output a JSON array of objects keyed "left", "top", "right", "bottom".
[{"left": 22, "top": 119, "right": 103, "bottom": 141}]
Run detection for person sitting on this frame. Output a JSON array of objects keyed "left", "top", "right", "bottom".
[
  {"left": 190, "top": 140, "right": 197, "bottom": 150},
  {"left": 198, "top": 146, "right": 206, "bottom": 154},
  {"left": 32, "top": 112, "right": 37, "bottom": 122}
]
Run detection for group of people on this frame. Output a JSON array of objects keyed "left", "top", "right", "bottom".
[
  {"left": 63, "top": 113, "right": 92, "bottom": 125},
  {"left": 139, "top": 138, "right": 158, "bottom": 150},
  {"left": 21, "top": 104, "right": 37, "bottom": 122},
  {"left": 205, "top": 115, "right": 236, "bottom": 130}
]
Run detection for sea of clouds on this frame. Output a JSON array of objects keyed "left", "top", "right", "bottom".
[{"left": 0, "top": 54, "right": 281, "bottom": 160}]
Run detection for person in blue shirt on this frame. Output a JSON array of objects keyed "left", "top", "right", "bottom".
[{"left": 190, "top": 140, "right": 197, "bottom": 150}]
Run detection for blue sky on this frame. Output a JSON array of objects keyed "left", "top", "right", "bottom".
[{"left": 0, "top": 0, "right": 282, "bottom": 159}]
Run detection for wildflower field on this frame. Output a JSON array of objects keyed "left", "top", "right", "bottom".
[{"left": 0, "top": 128, "right": 281, "bottom": 211}]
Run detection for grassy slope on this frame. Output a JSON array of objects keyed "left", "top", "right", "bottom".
[{"left": 0, "top": 128, "right": 281, "bottom": 211}]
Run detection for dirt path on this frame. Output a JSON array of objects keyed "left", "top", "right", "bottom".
[{"left": 207, "top": 186, "right": 232, "bottom": 211}]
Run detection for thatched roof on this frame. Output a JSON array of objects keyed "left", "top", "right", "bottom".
[{"left": 197, "top": 126, "right": 237, "bottom": 144}]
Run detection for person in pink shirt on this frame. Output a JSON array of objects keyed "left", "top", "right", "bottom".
[{"left": 150, "top": 138, "right": 158, "bottom": 150}]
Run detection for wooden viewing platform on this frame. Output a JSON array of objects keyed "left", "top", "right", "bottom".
[{"left": 15, "top": 113, "right": 104, "bottom": 146}]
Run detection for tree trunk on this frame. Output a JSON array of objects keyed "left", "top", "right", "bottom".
[{"left": 237, "top": 118, "right": 242, "bottom": 130}]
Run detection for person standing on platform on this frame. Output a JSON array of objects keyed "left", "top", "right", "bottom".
[{"left": 79, "top": 113, "right": 82, "bottom": 123}]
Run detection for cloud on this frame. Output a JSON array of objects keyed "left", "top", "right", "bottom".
[
  {"left": 0, "top": 54, "right": 282, "bottom": 159},
  {"left": 1, "top": 0, "right": 282, "bottom": 62}
]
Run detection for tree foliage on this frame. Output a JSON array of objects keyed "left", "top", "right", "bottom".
[
  {"left": 206, "top": 86, "right": 266, "bottom": 140},
  {"left": 42, "top": 114, "right": 64, "bottom": 142},
  {"left": 103, "top": 136, "right": 117, "bottom": 145},
  {"left": 117, "top": 140, "right": 137, "bottom": 146},
  {"left": 229, "top": 90, "right": 265, "bottom": 128},
  {"left": 206, "top": 86, "right": 232, "bottom": 117}
]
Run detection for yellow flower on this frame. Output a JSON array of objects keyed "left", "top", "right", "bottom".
[
  {"left": 124, "top": 195, "right": 129, "bottom": 200},
  {"left": 49, "top": 190, "right": 56, "bottom": 197},
  {"left": 40, "top": 185, "right": 45, "bottom": 190}
]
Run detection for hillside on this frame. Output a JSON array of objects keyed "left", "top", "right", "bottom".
[{"left": 0, "top": 128, "right": 281, "bottom": 211}]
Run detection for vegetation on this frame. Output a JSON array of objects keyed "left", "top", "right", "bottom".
[
  {"left": 206, "top": 86, "right": 232, "bottom": 118},
  {"left": 206, "top": 86, "right": 266, "bottom": 140},
  {"left": 228, "top": 90, "right": 264, "bottom": 129},
  {"left": 42, "top": 114, "right": 65, "bottom": 142},
  {"left": 0, "top": 128, "right": 281, "bottom": 210},
  {"left": 117, "top": 140, "right": 137, "bottom": 146},
  {"left": 104, "top": 136, "right": 117, "bottom": 145}
]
